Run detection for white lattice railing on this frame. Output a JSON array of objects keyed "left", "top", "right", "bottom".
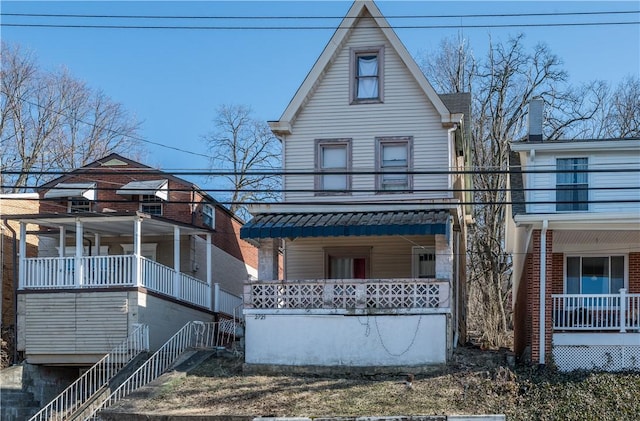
[
  {"left": 553, "top": 290, "right": 640, "bottom": 332},
  {"left": 244, "top": 279, "right": 450, "bottom": 311},
  {"left": 85, "top": 320, "right": 235, "bottom": 420},
  {"left": 29, "top": 324, "right": 149, "bottom": 421},
  {"left": 19, "top": 256, "right": 241, "bottom": 314}
]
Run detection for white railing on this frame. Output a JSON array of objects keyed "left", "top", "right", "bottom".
[
  {"left": 29, "top": 324, "right": 149, "bottom": 421},
  {"left": 22, "top": 256, "right": 76, "bottom": 288},
  {"left": 215, "top": 284, "right": 243, "bottom": 316},
  {"left": 82, "top": 255, "right": 136, "bottom": 287},
  {"left": 244, "top": 278, "right": 451, "bottom": 311},
  {"left": 85, "top": 320, "right": 235, "bottom": 420},
  {"left": 140, "top": 257, "right": 174, "bottom": 295},
  {"left": 552, "top": 290, "right": 640, "bottom": 332},
  {"left": 179, "top": 272, "right": 210, "bottom": 308}
]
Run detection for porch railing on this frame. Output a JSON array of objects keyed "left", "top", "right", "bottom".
[
  {"left": 20, "top": 256, "right": 241, "bottom": 314},
  {"left": 28, "top": 324, "right": 149, "bottom": 421},
  {"left": 552, "top": 290, "right": 640, "bottom": 332},
  {"left": 244, "top": 278, "right": 451, "bottom": 311}
]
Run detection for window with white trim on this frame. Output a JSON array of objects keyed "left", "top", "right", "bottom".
[
  {"left": 556, "top": 158, "right": 588, "bottom": 211},
  {"left": 412, "top": 247, "right": 436, "bottom": 278},
  {"left": 315, "top": 139, "right": 351, "bottom": 194},
  {"left": 350, "top": 46, "right": 384, "bottom": 103},
  {"left": 68, "top": 198, "right": 91, "bottom": 213},
  {"left": 566, "top": 255, "right": 625, "bottom": 294},
  {"left": 203, "top": 203, "right": 215, "bottom": 229},
  {"left": 140, "top": 194, "right": 163, "bottom": 216},
  {"left": 376, "top": 137, "right": 412, "bottom": 192}
]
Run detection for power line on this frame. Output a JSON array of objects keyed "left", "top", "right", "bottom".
[
  {"left": 2, "top": 21, "right": 638, "bottom": 30},
  {"left": 2, "top": 10, "right": 638, "bottom": 20}
]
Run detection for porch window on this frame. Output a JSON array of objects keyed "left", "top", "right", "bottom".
[
  {"left": 350, "top": 46, "right": 384, "bottom": 103},
  {"left": 325, "top": 247, "right": 370, "bottom": 279},
  {"left": 315, "top": 139, "right": 351, "bottom": 194},
  {"left": 140, "top": 194, "right": 163, "bottom": 216},
  {"left": 376, "top": 137, "right": 412, "bottom": 192},
  {"left": 412, "top": 247, "right": 435, "bottom": 278},
  {"left": 556, "top": 158, "right": 588, "bottom": 211},
  {"left": 566, "top": 255, "right": 625, "bottom": 294}
]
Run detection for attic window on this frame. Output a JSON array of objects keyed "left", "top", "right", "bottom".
[{"left": 350, "top": 46, "right": 384, "bottom": 104}]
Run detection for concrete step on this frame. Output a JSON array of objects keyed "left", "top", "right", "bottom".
[{"left": 0, "top": 388, "right": 40, "bottom": 421}]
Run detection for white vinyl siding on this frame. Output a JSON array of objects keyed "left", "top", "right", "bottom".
[
  {"left": 525, "top": 151, "right": 640, "bottom": 214},
  {"left": 284, "top": 236, "right": 435, "bottom": 279},
  {"left": 283, "top": 17, "right": 450, "bottom": 202}
]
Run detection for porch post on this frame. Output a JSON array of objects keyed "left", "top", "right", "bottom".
[
  {"left": 75, "top": 219, "right": 84, "bottom": 287},
  {"left": 134, "top": 217, "right": 142, "bottom": 286},
  {"left": 18, "top": 222, "right": 26, "bottom": 289},
  {"left": 94, "top": 233, "right": 101, "bottom": 256},
  {"left": 619, "top": 288, "right": 627, "bottom": 333},
  {"left": 206, "top": 233, "right": 212, "bottom": 310},
  {"left": 258, "top": 238, "right": 279, "bottom": 281},
  {"left": 58, "top": 226, "right": 65, "bottom": 285},
  {"left": 173, "top": 226, "right": 180, "bottom": 300}
]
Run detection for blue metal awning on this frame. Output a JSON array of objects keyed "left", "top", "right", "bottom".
[{"left": 240, "top": 210, "right": 450, "bottom": 239}]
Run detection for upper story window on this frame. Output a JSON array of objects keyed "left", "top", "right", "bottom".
[
  {"left": 203, "top": 203, "right": 215, "bottom": 229},
  {"left": 69, "top": 198, "right": 91, "bottom": 213},
  {"left": 556, "top": 158, "right": 588, "bottom": 211},
  {"left": 315, "top": 139, "right": 352, "bottom": 195},
  {"left": 376, "top": 137, "right": 412, "bottom": 192},
  {"left": 566, "top": 255, "right": 624, "bottom": 295},
  {"left": 350, "top": 46, "right": 384, "bottom": 104},
  {"left": 140, "top": 194, "right": 163, "bottom": 216}
]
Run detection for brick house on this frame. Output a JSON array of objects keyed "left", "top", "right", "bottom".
[
  {"left": 507, "top": 99, "right": 640, "bottom": 371},
  {"left": 5, "top": 153, "right": 257, "bottom": 365}
]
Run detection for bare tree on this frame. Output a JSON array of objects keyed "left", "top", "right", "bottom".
[
  {"left": 418, "top": 34, "right": 616, "bottom": 347},
  {"left": 202, "top": 104, "right": 281, "bottom": 218},
  {"left": 0, "top": 42, "right": 143, "bottom": 193}
]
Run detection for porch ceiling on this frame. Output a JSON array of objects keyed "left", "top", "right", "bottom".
[
  {"left": 553, "top": 230, "right": 640, "bottom": 245},
  {"left": 240, "top": 209, "right": 450, "bottom": 239},
  {"left": 14, "top": 212, "right": 210, "bottom": 237}
]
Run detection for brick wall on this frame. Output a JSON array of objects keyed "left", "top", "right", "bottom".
[
  {"left": 629, "top": 252, "right": 640, "bottom": 294},
  {"left": 513, "top": 253, "right": 531, "bottom": 358}
]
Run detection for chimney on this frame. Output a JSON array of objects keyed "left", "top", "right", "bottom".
[{"left": 528, "top": 97, "right": 543, "bottom": 142}]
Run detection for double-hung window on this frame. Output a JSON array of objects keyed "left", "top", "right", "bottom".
[
  {"left": 566, "top": 255, "right": 625, "bottom": 295},
  {"left": 376, "top": 137, "right": 412, "bottom": 192},
  {"left": 140, "top": 194, "right": 163, "bottom": 216},
  {"left": 202, "top": 203, "right": 215, "bottom": 229},
  {"left": 350, "top": 46, "right": 384, "bottom": 103},
  {"left": 315, "top": 139, "right": 351, "bottom": 194},
  {"left": 556, "top": 158, "right": 588, "bottom": 211}
]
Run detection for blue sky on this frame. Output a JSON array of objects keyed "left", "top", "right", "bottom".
[{"left": 2, "top": 1, "right": 639, "bottom": 185}]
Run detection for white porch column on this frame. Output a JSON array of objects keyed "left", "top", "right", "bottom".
[
  {"left": 435, "top": 233, "right": 453, "bottom": 281},
  {"left": 75, "top": 219, "right": 84, "bottom": 287},
  {"left": 173, "top": 226, "right": 181, "bottom": 300},
  {"left": 18, "top": 222, "right": 26, "bottom": 288},
  {"left": 94, "top": 233, "right": 101, "bottom": 256},
  {"left": 134, "top": 217, "right": 142, "bottom": 286},
  {"left": 58, "top": 226, "right": 66, "bottom": 285},
  {"left": 206, "top": 233, "right": 213, "bottom": 310},
  {"left": 258, "top": 238, "right": 279, "bottom": 281}
]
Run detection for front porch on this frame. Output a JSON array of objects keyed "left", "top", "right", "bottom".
[{"left": 552, "top": 291, "right": 640, "bottom": 371}]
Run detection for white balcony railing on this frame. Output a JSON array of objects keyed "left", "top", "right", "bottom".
[
  {"left": 552, "top": 289, "right": 640, "bottom": 332},
  {"left": 19, "top": 255, "right": 241, "bottom": 314},
  {"left": 244, "top": 278, "right": 451, "bottom": 312}
]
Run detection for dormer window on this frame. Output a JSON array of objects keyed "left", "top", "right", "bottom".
[
  {"left": 203, "top": 203, "right": 215, "bottom": 229},
  {"left": 350, "top": 46, "right": 384, "bottom": 104}
]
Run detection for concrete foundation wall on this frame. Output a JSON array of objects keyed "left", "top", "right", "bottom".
[{"left": 244, "top": 313, "right": 447, "bottom": 366}]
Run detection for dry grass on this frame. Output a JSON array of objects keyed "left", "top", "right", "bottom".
[{"left": 106, "top": 347, "right": 640, "bottom": 421}]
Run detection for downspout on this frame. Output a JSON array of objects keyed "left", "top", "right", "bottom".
[
  {"left": 3, "top": 220, "right": 18, "bottom": 364},
  {"left": 453, "top": 229, "right": 460, "bottom": 348},
  {"left": 539, "top": 219, "right": 549, "bottom": 366}
]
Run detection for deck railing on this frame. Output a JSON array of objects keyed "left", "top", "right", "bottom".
[
  {"left": 28, "top": 324, "right": 149, "bottom": 421},
  {"left": 85, "top": 320, "right": 235, "bottom": 420},
  {"left": 552, "top": 290, "right": 640, "bottom": 332},
  {"left": 19, "top": 255, "right": 240, "bottom": 314},
  {"left": 244, "top": 278, "right": 451, "bottom": 312}
]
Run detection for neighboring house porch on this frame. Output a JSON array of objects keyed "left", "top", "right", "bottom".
[{"left": 11, "top": 212, "right": 242, "bottom": 365}]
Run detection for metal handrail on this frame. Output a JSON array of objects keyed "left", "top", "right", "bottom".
[
  {"left": 84, "top": 320, "right": 234, "bottom": 420},
  {"left": 29, "top": 324, "right": 149, "bottom": 421}
]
